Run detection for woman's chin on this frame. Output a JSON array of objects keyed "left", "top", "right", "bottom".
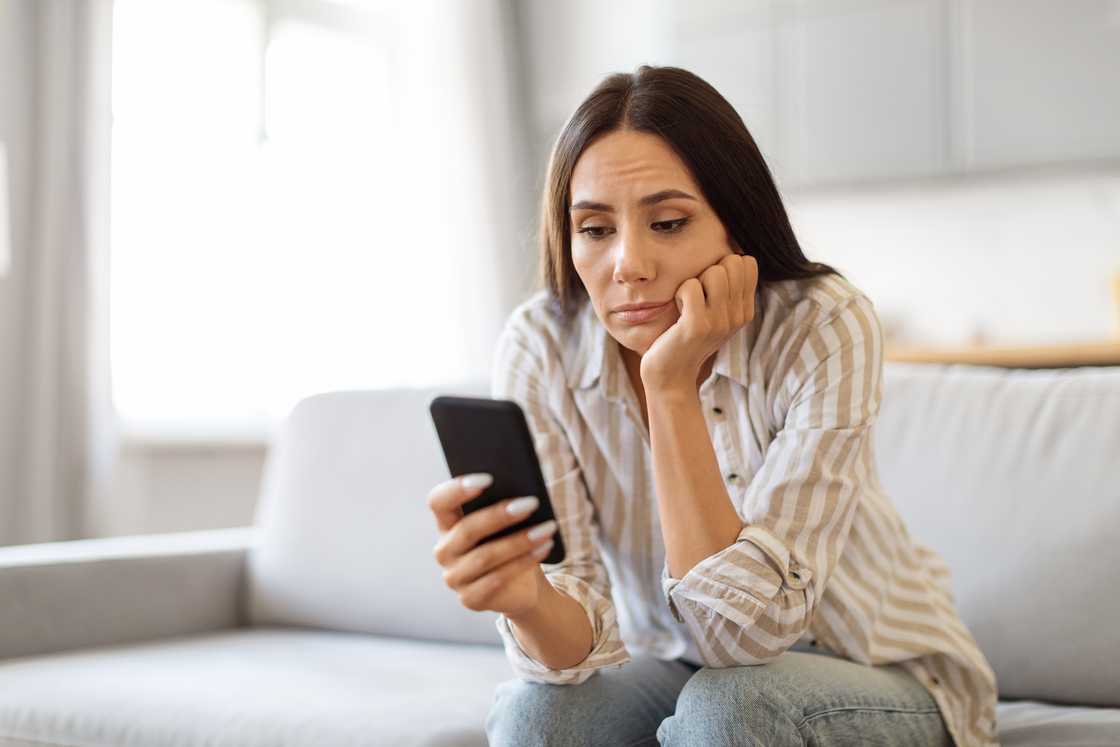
[{"left": 614, "top": 321, "right": 671, "bottom": 354}]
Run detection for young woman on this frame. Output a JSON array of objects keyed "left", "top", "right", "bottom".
[{"left": 427, "top": 65, "right": 999, "bottom": 746}]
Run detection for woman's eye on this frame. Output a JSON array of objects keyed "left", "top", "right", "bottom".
[
  {"left": 575, "top": 225, "right": 613, "bottom": 239},
  {"left": 652, "top": 218, "right": 690, "bottom": 233}
]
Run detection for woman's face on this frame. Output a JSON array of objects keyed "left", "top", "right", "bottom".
[{"left": 569, "top": 128, "right": 738, "bottom": 358}]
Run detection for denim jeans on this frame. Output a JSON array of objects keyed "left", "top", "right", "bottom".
[{"left": 485, "top": 640, "right": 953, "bottom": 746}]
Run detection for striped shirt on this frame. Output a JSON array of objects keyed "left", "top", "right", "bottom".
[{"left": 490, "top": 272, "right": 999, "bottom": 747}]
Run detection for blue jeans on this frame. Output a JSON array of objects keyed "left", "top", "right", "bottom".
[{"left": 485, "top": 640, "right": 953, "bottom": 746}]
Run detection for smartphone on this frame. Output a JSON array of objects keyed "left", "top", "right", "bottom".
[{"left": 428, "top": 395, "right": 566, "bottom": 565}]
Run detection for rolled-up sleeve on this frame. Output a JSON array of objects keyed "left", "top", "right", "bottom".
[
  {"left": 661, "top": 294, "right": 883, "bottom": 667},
  {"left": 490, "top": 315, "right": 631, "bottom": 684}
]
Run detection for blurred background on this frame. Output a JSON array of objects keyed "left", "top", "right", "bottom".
[{"left": 0, "top": 0, "right": 1118, "bottom": 547}]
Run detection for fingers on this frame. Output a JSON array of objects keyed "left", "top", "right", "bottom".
[
  {"left": 719, "top": 254, "right": 744, "bottom": 313},
  {"left": 676, "top": 277, "right": 705, "bottom": 331},
  {"left": 432, "top": 491, "right": 551, "bottom": 566},
  {"left": 427, "top": 472, "right": 493, "bottom": 533},
  {"left": 717, "top": 254, "right": 758, "bottom": 326},
  {"left": 455, "top": 539, "right": 554, "bottom": 612},
  {"left": 699, "top": 263, "right": 730, "bottom": 328},
  {"left": 442, "top": 516, "right": 558, "bottom": 590}
]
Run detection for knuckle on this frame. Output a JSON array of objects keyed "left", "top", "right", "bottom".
[
  {"left": 480, "top": 572, "right": 501, "bottom": 596},
  {"left": 451, "top": 523, "right": 476, "bottom": 551}
]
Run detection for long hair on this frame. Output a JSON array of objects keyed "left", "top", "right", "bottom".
[{"left": 537, "top": 64, "right": 843, "bottom": 320}]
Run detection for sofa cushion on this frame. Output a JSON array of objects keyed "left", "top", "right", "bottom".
[
  {"left": 995, "top": 699, "right": 1120, "bottom": 746},
  {"left": 874, "top": 363, "right": 1120, "bottom": 707},
  {"left": 0, "top": 627, "right": 510, "bottom": 747},
  {"left": 246, "top": 381, "right": 503, "bottom": 646},
  {"left": 0, "top": 629, "right": 1116, "bottom": 747}
]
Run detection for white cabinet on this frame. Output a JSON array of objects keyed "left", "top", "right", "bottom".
[
  {"left": 518, "top": 0, "right": 1120, "bottom": 190},
  {"left": 959, "top": 0, "right": 1120, "bottom": 171},
  {"left": 785, "top": 0, "right": 950, "bottom": 186},
  {"left": 674, "top": 0, "right": 950, "bottom": 189}
]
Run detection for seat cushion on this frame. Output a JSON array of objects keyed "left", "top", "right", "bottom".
[
  {"left": 996, "top": 699, "right": 1120, "bottom": 746},
  {"left": 0, "top": 627, "right": 512, "bottom": 747},
  {"left": 1, "top": 629, "right": 1116, "bottom": 746}
]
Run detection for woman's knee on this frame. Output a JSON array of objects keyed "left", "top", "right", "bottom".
[
  {"left": 485, "top": 677, "right": 599, "bottom": 746},
  {"left": 656, "top": 666, "right": 804, "bottom": 747}
]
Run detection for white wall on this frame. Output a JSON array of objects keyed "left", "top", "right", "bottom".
[{"left": 787, "top": 165, "right": 1120, "bottom": 346}]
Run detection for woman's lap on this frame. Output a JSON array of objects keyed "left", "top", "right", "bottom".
[{"left": 485, "top": 643, "right": 953, "bottom": 746}]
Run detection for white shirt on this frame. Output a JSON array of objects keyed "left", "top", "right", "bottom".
[{"left": 490, "top": 272, "right": 999, "bottom": 747}]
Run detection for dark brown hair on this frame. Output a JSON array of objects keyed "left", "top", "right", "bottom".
[{"left": 537, "top": 64, "right": 843, "bottom": 320}]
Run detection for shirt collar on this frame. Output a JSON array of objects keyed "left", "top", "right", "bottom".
[{"left": 565, "top": 287, "right": 763, "bottom": 393}]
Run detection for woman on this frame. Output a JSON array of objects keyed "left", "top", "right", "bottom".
[{"left": 427, "top": 65, "right": 999, "bottom": 746}]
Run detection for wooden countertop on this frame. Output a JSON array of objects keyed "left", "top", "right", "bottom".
[{"left": 884, "top": 339, "right": 1120, "bottom": 368}]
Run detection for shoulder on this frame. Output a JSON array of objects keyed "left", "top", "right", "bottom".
[
  {"left": 496, "top": 289, "right": 577, "bottom": 359},
  {"left": 493, "top": 289, "right": 591, "bottom": 397},
  {"left": 758, "top": 273, "right": 882, "bottom": 368},
  {"left": 758, "top": 273, "right": 884, "bottom": 419},
  {"left": 762, "top": 272, "right": 878, "bottom": 333}
]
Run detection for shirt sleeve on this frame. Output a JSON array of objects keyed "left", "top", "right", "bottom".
[
  {"left": 489, "top": 313, "right": 632, "bottom": 684},
  {"left": 660, "top": 292, "right": 883, "bottom": 667}
]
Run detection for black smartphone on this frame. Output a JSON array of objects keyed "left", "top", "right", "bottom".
[{"left": 428, "top": 395, "right": 566, "bottom": 565}]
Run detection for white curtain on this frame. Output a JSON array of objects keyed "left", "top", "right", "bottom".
[
  {"left": 391, "top": 0, "right": 536, "bottom": 388},
  {"left": 0, "top": 0, "right": 116, "bottom": 545}
]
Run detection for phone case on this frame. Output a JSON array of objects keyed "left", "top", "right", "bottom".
[{"left": 428, "top": 395, "right": 566, "bottom": 565}]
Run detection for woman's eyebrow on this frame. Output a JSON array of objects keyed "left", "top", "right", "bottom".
[{"left": 569, "top": 189, "right": 698, "bottom": 212}]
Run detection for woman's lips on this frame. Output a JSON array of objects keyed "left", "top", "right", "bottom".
[{"left": 614, "top": 301, "right": 672, "bottom": 324}]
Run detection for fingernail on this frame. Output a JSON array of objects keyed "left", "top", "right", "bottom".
[
  {"left": 532, "top": 539, "right": 554, "bottom": 558},
  {"left": 506, "top": 496, "right": 539, "bottom": 516},
  {"left": 528, "top": 519, "right": 558, "bottom": 541},
  {"left": 460, "top": 473, "right": 493, "bottom": 490}
]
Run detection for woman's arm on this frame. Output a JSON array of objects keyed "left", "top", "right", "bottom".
[
  {"left": 506, "top": 567, "right": 594, "bottom": 670},
  {"left": 647, "top": 385, "right": 744, "bottom": 579},
  {"left": 650, "top": 293, "right": 882, "bottom": 667},
  {"left": 489, "top": 307, "right": 632, "bottom": 684}
]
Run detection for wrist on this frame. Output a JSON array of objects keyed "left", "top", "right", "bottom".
[
  {"left": 506, "top": 566, "right": 554, "bottom": 625},
  {"left": 645, "top": 382, "right": 700, "bottom": 406}
]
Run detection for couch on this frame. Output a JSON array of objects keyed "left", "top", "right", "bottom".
[{"left": 1, "top": 362, "right": 1118, "bottom": 746}]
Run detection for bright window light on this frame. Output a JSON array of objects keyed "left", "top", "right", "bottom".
[{"left": 110, "top": 0, "right": 420, "bottom": 438}]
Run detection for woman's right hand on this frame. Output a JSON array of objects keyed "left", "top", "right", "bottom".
[{"left": 427, "top": 472, "right": 559, "bottom": 619}]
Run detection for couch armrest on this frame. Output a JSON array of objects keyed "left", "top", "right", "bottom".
[{"left": 0, "top": 526, "right": 258, "bottom": 661}]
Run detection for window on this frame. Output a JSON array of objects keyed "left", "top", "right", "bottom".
[{"left": 110, "top": 0, "right": 478, "bottom": 440}]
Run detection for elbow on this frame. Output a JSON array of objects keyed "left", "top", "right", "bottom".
[{"left": 687, "top": 592, "right": 814, "bottom": 669}]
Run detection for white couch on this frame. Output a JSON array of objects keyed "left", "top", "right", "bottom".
[{"left": 1, "top": 362, "right": 1118, "bottom": 746}]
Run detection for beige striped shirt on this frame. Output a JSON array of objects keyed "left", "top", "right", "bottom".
[{"left": 490, "top": 273, "right": 999, "bottom": 747}]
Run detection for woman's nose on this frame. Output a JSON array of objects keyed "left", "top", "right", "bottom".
[{"left": 612, "top": 232, "right": 656, "bottom": 284}]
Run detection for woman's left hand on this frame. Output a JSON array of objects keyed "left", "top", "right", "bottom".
[{"left": 640, "top": 253, "right": 759, "bottom": 394}]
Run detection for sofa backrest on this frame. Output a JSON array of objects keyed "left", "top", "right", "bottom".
[
  {"left": 873, "top": 362, "right": 1120, "bottom": 707},
  {"left": 245, "top": 378, "right": 503, "bottom": 648},
  {"left": 245, "top": 363, "right": 1120, "bottom": 707}
]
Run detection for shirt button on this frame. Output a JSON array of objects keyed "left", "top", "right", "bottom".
[
  {"left": 809, "top": 639, "right": 818, "bottom": 647},
  {"left": 712, "top": 406, "right": 723, "bottom": 415},
  {"left": 929, "top": 676, "right": 940, "bottom": 686},
  {"left": 727, "top": 472, "right": 739, "bottom": 481}
]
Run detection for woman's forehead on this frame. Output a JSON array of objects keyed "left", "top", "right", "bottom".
[{"left": 571, "top": 131, "right": 700, "bottom": 207}]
